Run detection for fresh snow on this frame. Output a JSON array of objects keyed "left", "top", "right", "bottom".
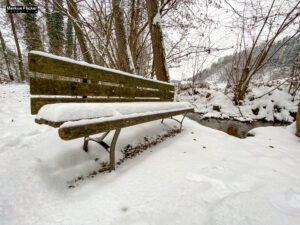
[
  {"left": 37, "top": 102, "right": 193, "bottom": 123},
  {"left": 126, "top": 44, "right": 136, "bottom": 74},
  {"left": 176, "top": 80, "right": 299, "bottom": 122},
  {"left": 29, "top": 51, "right": 174, "bottom": 87},
  {"left": 61, "top": 108, "right": 193, "bottom": 128},
  {"left": 1, "top": 83, "right": 300, "bottom": 225},
  {"left": 153, "top": 10, "right": 161, "bottom": 26}
]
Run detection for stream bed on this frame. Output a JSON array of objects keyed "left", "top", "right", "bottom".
[{"left": 187, "top": 113, "right": 289, "bottom": 138}]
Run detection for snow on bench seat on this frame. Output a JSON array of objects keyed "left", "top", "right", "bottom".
[
  {"left": 36, "top": 102, "right": 193, "bottom": 124},
  {"left": 61, "top": 108, "right": 193, "bottom": 128}
]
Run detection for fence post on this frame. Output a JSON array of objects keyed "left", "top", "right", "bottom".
[{"left": 296, "top": 102, "right": 300, "bottom": 137}]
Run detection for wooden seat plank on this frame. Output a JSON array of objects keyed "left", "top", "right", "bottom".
[
  {"left": 58, "top": 108, "right": 194, "bottom": 140},
  {"left": 30, "top": 77, "right": 174, "bottom": 99}
]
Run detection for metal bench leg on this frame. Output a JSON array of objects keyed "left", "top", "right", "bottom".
[
  {"left": 160, "top": 113, "right": 188, "bottom": 132},
  {"left": 83, "top": 136, "right": 89, "bottom": 152},
  {"left": 83, "top": 131, "right": 110, "bottom": 152},
  {"left": 83, "top": 129, "right": 121, "bottom": 171},
  {"left": 109, "top": 128, "right": 121, "bottom": 171},
  {"left": 179, "top": 113, "right": 188, "bottom": 131}
]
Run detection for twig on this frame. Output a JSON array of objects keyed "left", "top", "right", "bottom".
[{"left": 255, "top": 77, "right": 290, "bottom": 99}]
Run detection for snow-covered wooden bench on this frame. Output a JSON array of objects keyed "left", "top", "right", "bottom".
[{"left": 28, "top": 51, "right": 194, "bottom": 170}]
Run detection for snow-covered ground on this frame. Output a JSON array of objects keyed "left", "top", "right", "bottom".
[
  {"left": 176, "top": 79, "right": 300, "bottom": 122},
  {"left": 1, "top": 83, "right": 300, "bottom": 225}
]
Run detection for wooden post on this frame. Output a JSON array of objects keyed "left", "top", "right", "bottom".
[{"left": 296, "top": 103, "right": 300, "bottom": 137}]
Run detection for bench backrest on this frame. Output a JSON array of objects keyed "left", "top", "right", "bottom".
[{"left": 28, "top": 51, "right": 175, "bottom": 114}]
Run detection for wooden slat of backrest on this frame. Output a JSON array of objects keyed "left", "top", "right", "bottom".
[
  {"left": 28, "top": 52, "right": 174, "bottom": 91},
  {"left": 30, "top": 77, "right": 173, "bottom": 99},
  {"left": 31, "top": 97, "right": 172, "bottom": 115}
]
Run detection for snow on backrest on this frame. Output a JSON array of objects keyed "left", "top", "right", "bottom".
[{"left": 28, "top": 51, "right": 175, "bottom": 115}]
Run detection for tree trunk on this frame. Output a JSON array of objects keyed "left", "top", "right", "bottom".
[
  {"left": 22, "top": 0, "right": 43, "bottom": 51},
  {"left": 48, "top": 0, "right": 64, "bottom": 55},
  {"left": 65, "top": 18, "right": 73, "bottom": 57},
  {"left": 7, "top": 0, "right": 25, "bottom": 81},
  {"left": 129, "top": 0, "right": 141, "bottom": 71},
  {"left": 66, "top": 0, "right": 93, "bottom": 63},
  {"left": 112, "top": 0, "right": 135, "bottom": 73},
  {"left": 0, "top": 31, "right": 14, "bottom": 81},
  {"left": 73, "top": 36, "right": 77, "bottom": 60},
  {"left": 146, "top": 0, "right": 169, "bottom": 82},
  {"left": 235, "top": 73, "right": 251, "bottom": 104}
]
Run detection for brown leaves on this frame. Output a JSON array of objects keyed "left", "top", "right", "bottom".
[
  {"left": 119, "top": 128, "right": 181, "bottom": 162},
  {"left": 68, "top": 128, "right": 181, "bottom": 188}
]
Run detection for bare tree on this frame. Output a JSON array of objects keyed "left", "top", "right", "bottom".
[
  {"left": 0, "top": 30, "right": 14, "bottom": 81},
  {"left": 224, "top": 0, "right": 300, "bottom": 104},
  {"left": 43, "top": 0, "right": 217, "bottom": 82},
  {"left": 0, "top": 0, "right": 220, "bottom": 83}
]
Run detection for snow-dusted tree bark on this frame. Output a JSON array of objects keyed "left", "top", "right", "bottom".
[
  {"left": 45, "top": 0, "right": 51, "bottom": 45},
  {"left": 112, "top": 0, "right": 135, "bottom": 73},
  {"left": 66, "top": 0, "right": 93, "bottom": 63},
  {"left": 7, "top": 0, "right": 25, "bottom": 81},
  {"left": 0, "top": 31, "right": 14, "bottom": 81},
  {"left": 146, "top": 0, "right": 170, "bottom": 82},
  {"left": 73, "top": 36, "right": 77, "bottom": 60}
]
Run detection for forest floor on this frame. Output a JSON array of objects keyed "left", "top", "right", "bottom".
[{"left": 0, "top": 83, "right": 300, "bottom": 225}]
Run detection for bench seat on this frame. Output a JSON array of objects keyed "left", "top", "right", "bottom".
[
  {"left": 35, "top": 102, "right": 194, "bottom": 140},
  {"left": 36, "top": 102, "right": 193, "bottom": 124}
]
